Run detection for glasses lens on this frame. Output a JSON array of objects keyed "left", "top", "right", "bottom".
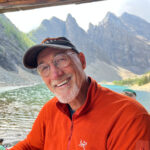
[
  {"left": 37, "top": 53, "right": 73, "bottom": 77},
  {"left": 54, "top": 54, "right": 70, "bottom": 68},
  {"left": 37, "top": 64, "right": 49, "bottom": 77}
]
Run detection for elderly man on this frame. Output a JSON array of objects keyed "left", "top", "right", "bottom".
[
  {"left": 10, "top": 37, "right": 150, "bottom": 150},
  {"left": 0, "top": 139, "right": 5, "bottom": 150},
  {"left": 121, "top": 89, "right": 137, "bottom": 100}
]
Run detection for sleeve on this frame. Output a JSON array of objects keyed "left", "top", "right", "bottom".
[
  {"left": 9, "top": 106, "right": 46, "bottom": 150},
  {"left": 9, "top": 139, "right": 32, "bottom": 150},
  {"left": 107, "top": 114, "right": 150, "bottom": 150}
]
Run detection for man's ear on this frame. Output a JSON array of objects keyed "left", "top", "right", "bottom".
[{"left": 79, "top": 52, "right": 86, "bottom": 69}]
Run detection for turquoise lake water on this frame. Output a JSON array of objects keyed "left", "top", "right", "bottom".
[
  {"left": 102, "top": 84, "right": 150, "bottom": 112},
  {"left": 0, "top": 83, "right": 150, "bottom": 147}
]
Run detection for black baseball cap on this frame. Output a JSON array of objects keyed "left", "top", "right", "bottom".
[{"left": 23, "top": 37, "right": 79, "bottom": 69}]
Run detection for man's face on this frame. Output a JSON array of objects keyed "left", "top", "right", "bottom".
[
  {"left": 131, "top": 95, "right": 136, "bottom": 100},
  {"left": 37, "top": 48, "right": 86, "bottom": 104}
]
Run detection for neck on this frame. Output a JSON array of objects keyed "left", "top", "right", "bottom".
[{"left": 68, "top": 76, "right": 90, "bottom": 111}]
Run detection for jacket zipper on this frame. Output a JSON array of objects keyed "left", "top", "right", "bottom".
[{"left": 67, "top": 120, "right": 74, "bottom": 150}]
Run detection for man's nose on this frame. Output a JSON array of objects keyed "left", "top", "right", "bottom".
[{"left": 49, "top": 64, "right": 64, "bottom": 80}]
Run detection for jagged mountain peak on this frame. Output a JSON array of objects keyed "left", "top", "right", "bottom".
[
  {"left": 66, "top": 13, "right": 74, "bottom": 19},
  {"left": 121, "top": 12, "right": 135, "bottom": 18},
  {"left": 66, "top": 14, "right": 78, "bottom": 25},
  {"left": 102, "top": 12, "right": 118, "bottom": 23},
  {"left": 121, "top": 12, "right": 148, "bottom": 24},
  {"left": 41, "top": 19, "right": 49, "bottom": 26},
  {"left": 65, "top": 13, "right": 86, "bottom": 36},
  {"left": 120, "top": 12, "right": 150, "bottom": 41},
  {"left": 106, "top": 12, "right": 117, "bottom": 19},
  {"left": 51, "top": 16, "right": 61, "bottom": 21},
  {"left": 50, "top": 16, "right": 65, "bottom": 23},
  {"left": 87, "top": 23, "right": 98, "bottom": 36},
  {"left": 28, "top": 16, "right": 66, "bottom": 43},
  {"left": 99, "top": 12, "right": 124, "bottom": 29},
  {"left": 88, "top": 23, "right": 95, "bottom": 29},
  {"left": 41, "top": 17, "right": 64, "bottom": 26}
]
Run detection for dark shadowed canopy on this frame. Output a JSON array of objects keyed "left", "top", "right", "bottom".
[{"left": 0, "top": 0, "right": 105, "bottom": 13}]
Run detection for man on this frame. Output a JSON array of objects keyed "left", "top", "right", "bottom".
[
  {"left": 121, "top": 89, "right": 137, "bottom": 100},
  {"left": 10, "top": 37, "right": 150, "bottom": 150},
  {"left": 0, "top": 139, "right": 5, "bottom": 150}
]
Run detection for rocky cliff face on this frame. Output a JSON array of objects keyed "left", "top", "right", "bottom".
[
  {"left": 0, "top": 14, "right": 40, "bottom": 85},
  {"left": 28, "top": 17, "right": 66, "bottom": 43},
  {"left": 0, "top": 14, "right": 35, "bottom": 72},
  {"left": 121, "top": 12, "right": 150, "bottom": 41},
  {"left": 87, "top": 12, "right": 150, "bottom": 74}
]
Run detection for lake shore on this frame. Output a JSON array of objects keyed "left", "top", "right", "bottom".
[
  {"left": 1, "top": 80, "right": 149, "bottom": 93},
  {"left": 130, "top": 83, "right": 150, "bottom": 92},
  {"left": 0, "top": 83, "right": 41, "bottom": 93},
  {"left": 100, "top": 81, "right": 150, "bottom": 92}
]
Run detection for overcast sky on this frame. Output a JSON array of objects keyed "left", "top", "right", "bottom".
[{"left": 4, "top": 0, "right": 150, "bottom": 33}]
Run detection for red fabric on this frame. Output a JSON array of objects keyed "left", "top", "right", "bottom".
[{"left": 10, "top": 77, "right": 150, "bottom": 150}]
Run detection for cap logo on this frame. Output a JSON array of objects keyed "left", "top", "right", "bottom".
[
  {"left": 42, "top": 39, "right": 57, "bottom": 44},
  {"left": 42, "top": 38, "right": 62, "bottom": 44},
  {"left": 44, "top": 40, "right": 50, "bottom": 44}
]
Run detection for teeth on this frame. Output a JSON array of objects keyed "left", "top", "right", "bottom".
[{"left": 57, "top": 80, "right": 68, "bottom": 87}]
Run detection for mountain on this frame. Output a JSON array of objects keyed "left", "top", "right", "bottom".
[
  {"left": 28, "top": 12, "right": 150, "bottom": 81},
  {"left": 0, "top": 14, "right": 35, "bottom": 72},
  {"left": 0, "top": 14, "right": 41, "bottom": 86},
  {"left": 1, "top": 12, "right": 150, "bottom": 84},
  {"left": 28, "top": 14, "right": 126, "bottom": 81},
  {"left": 87, "top": 12, "right": 150, "bottom": 74},
  {"left": 120, "top": 12, "right": 150, "bottom": 41},
  {"left": 28, "top": 17, "right": 66, "bottom": 43},
  {"left": 28, "top": 14, "right": 111, "bottom": 65}
]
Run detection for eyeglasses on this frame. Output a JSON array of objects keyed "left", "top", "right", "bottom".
[{"left": 37, "top": 52, "right": 76, "bottom": 77}]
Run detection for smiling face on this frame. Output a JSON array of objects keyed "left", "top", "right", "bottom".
[{"left": 37, "top": 47, "right": 87, "bottom": 104}]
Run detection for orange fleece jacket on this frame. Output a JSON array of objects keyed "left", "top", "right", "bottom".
[{"left": 10, "top": 77, "right": 150, "bottom": 150}]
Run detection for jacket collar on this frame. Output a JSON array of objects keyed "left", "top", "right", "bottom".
[{"left": 56, "top": 77, "right": 101, "bottom": 119}]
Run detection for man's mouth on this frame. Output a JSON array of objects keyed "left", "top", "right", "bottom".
[{"left": 54, "top": 77, "right": 71, "bottom": 88}]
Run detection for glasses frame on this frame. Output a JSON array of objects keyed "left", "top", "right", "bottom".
[{"left": 37, "top": 51, "right": 76, "bottom": 77}]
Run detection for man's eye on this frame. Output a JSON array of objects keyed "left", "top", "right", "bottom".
[
  {"left": 55, "top": 57, "right": 67, "bottom": 64},
  {"left": 58, "top": 58, "right": 66, "bottom": 62},
  {"left": 41, "top": 65, "right": 49, "bottom": 72}
]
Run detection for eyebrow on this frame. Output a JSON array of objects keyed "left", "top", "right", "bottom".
[{"left": 37, "top": 51, "right": 68, "bottom": 65}]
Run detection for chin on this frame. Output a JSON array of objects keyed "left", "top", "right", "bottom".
[
  {"left": 57, "top": 96, "right": 74, "bottom": 104},
  {"left": 54, "top": 83, "right": 80, "bottom": 104}
]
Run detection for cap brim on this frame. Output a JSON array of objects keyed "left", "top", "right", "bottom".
[{"left": 23, "top": 44, "right": 72, "bottom": 69}]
